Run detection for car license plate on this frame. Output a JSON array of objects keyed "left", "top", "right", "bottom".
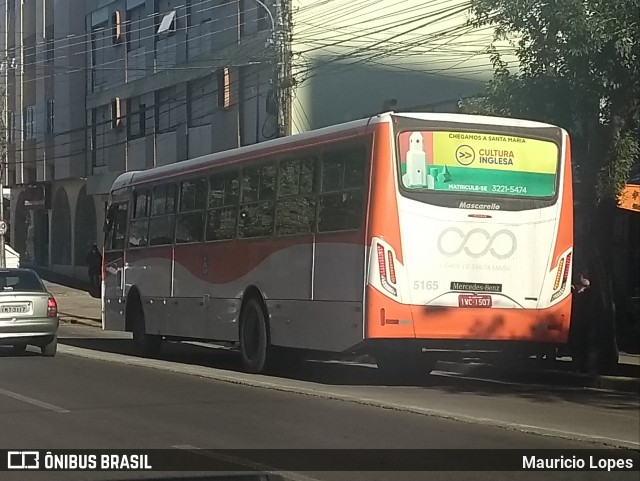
[
  {"left": 458, "top": 294, "right": 492, "bottom": 308},
  {"left": 1, "top": 304, "right": 29, "bottom": 314}
]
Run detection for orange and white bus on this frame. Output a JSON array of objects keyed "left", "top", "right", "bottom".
[{"left": 102, "top": 112, "right": 573, "bottom": 374}]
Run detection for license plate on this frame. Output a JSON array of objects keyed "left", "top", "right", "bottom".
[
  {"left": 1, "top": 304, "right": 29, "bottom": 314},
  {"left": 458, "top": 294, "right": 492, "bottom": 308}
]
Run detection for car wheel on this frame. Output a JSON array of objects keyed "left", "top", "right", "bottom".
[
  {"left": 239, "top": 297, "right": 269, "bottom": 374},
  {"left": 41, "top": 336, "right": 57, "bottom": 357},
  {"left": 12, "top": 343, "right": 27, "bottom": 354},
  {"left": 130, "top": 297, "right": 162, "bottom": 357}
]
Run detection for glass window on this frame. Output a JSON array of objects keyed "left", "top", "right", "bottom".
[
  {"left": 128, "top": 219, "right": 149, "bottom": 247},
  {"left": 321, "top": 145, "right": 366, "bottom": 192},
  {"left": 127, "top": 97, "right": 146, "bottom": 140},
  {"left": 318, "top": 192, "right": 363, "bottom": 232},
  {"left": 343, "top": 146, "right": 366, "bottom": 188},
  {"left": 278, "top": 157, "right": 316, "bottom": 198},
  {"left": 155, "top": 87, "right": 182, "bottom": 132},
  {"left": 242, "top": 164, "right": 276, "bottom": 203},
  {"left": 133, "top": 190, "right": 150, "bottom": 218},
  {"left": 180, "top": 178, "right": 208, "bottom": 212},
  {"left": 276, "top": 197, "right": 315, "bottom": 236},
  {"left": 238, "top": 201, "right": 274, "bottom": 238},
  {"left": 148, "top": 215, "right": 175, "bottom": 246},
  {"left": 206, "top": 206, "right": 238, "bottom": 241},
  {"left": 259, "top": 164, "right": 277, "bottom": 200},
  {"left": 188, "top": 75, "right": 215, "bottom": 127},
  {"left": 106, "top": 203, "right": 128, "bottom": 250},
  {"left": 152, "top": 184, "right": 177, "bottom": 216},
  {"left": 242, "top": 166, "right": 259, "bottom": 203},
  {"left": 209, "top": 170, "right": 239, "bottom": 208},
  {"left": 0, "top": 271, "right": 45, "bottom": 292},
  {"left": 321, "top": 157, "right": 344, "bottom": 193},
  {"left": 176, "top": 212, "right": 204, "bottom": 244}
]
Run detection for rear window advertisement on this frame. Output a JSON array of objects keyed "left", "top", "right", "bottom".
[{"left": 397, "top": 131, "right": 559, "bottom": 198}]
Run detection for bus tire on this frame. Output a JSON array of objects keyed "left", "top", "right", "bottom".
[
  {"left": 239, "top": 296, "right": 269, "bottom": 374},
  {"left": 129, "top": 294, "right": 162, "bottom": 357}
]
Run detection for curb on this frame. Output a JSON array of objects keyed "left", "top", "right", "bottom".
[
  {"left": 60, "top": 317, "right": 102, "bottom": 328},
  {"left": 436, "top": 361, "right": 640, "bottom": 394}
]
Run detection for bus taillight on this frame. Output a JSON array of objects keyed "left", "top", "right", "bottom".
[
  {"left": 376, "top": 243, "right": 397, "bottom": 297},
  {"left": 553, "top": 258, "right": 565, "bottom": 290},
  {"left": 551, "top": 251, "right": 572, "bottom": 302},
  {"left": 387, "top": 250, "right": 396, "bottom": 284}
]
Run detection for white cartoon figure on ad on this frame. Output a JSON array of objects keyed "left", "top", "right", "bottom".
[{"left": 404, "top": 132, "right": 427, "bottom": 188}]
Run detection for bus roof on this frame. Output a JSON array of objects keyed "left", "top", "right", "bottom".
[{"left": 110, "top": 111, "right": 563, "bottom": 192}]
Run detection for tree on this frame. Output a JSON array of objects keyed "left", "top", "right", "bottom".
[{"left": 463, "top": 0, "right": 640, "bottom": 370}]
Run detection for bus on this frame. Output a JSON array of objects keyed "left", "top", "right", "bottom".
[{"left": 102, "top": 112, "right": 573, "bottom": 375}]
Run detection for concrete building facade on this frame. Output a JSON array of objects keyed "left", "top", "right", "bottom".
[{"left": 3, "top": 0, "right": 496, "bottom": 281}]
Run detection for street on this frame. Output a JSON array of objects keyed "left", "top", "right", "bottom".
[{"left": 0, "top": 314, "right": 639, "bottom": 481}]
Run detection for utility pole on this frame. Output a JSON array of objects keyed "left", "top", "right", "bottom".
[
  {"left": 253, "top": 0, "right": 289, "bottom": 138},
  {"left": 274, "top": 0, "right": 291, "bottom": 137},
  {"left": 0, "top": 91, "right": 6, "bottom": 269}
]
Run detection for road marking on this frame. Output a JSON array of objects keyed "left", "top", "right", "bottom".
[
  {"left": 0, "top": 387, "right": 69, "bottom": 413},
  {"left": 172, "top": 445, "right": 321, "bottom": 481},
  {"left": 59, "top": 344, "right": 640, "bottom": 450}
]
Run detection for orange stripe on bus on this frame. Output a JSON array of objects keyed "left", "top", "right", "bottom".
[
  {"left": 551, "top": 132, "right": 574, "bottom": 269},
  {"left": 367, "top": 122, "right": 404, "bottom": 263}
]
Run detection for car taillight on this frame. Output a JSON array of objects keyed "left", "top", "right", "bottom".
[{"left": 47, "top": 297, "right": 58, "bottom": 318}]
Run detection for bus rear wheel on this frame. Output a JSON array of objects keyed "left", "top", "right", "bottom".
[
  {"left": 129, "top": 296, "right": 162, "bottom": 357},
  {"left": 239, "top": 297, "right": 269, "bottom": 374}
]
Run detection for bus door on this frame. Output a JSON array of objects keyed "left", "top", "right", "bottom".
[{"left": 103, "top": 201, "right": 129, "bottom": 331}]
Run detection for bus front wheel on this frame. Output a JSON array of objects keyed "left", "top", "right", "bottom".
[{"left": 239, "top": 297, "right": 269, "bottom": 374}]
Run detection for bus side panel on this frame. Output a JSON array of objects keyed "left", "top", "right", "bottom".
[
  {"left": 267, "top": 231, "right": 366, "bottom": 351},
  {"left": 267, "top": 299, "right": 364, "bottom": 351},
  {"left": 103, "top": 250, "right": 126, "bottom": 331},
  {"left": 171, "top": 243, "right": 213, "bottom": 339},
  {"left": 126, "top": 245, "right": 173, "bottom": 335}
]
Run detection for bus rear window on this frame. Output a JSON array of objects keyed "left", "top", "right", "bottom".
[{"left": 397, "top": 130, "right": 559, "bottom": 198}]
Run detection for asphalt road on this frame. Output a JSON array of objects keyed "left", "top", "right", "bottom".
[{"left": 0, "top": 325, "right": 638, "bottom": 481}]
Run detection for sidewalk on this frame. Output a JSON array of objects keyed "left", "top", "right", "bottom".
[{"left": 40, "top": 276, "right": 640, "bottom": 393}]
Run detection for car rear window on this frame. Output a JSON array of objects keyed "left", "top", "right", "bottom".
[{"left": 0, "top": 271, "right": 45, "bottom": 292}]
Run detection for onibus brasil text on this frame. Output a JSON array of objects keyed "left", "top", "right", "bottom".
[{"left": 21, "top": 452, "right": 152, "bottom": 470}]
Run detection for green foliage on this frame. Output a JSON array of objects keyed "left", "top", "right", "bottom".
[{"left": 463, "top": 0, "right": 640, "bottom": 205}]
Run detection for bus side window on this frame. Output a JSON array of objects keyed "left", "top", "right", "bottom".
[
  {"left": 276, "top": 156, "right": 317, "bottom": 236},
  {"left": 238, "top": 163, "right": 276, "bottom": 238},
  {"left": 129, "top": 190, "right": 150, "bottom": 248},
  {"left": 318, "top": 145, "right": 366, "bottom": 232},
  {"left": 149, "top": 184, "right": 177, "bottom": 246},
  {"left": 176, "top": 178, "right": 207, "bottom": 244},
  {"left": 206, "top": 170, "right": 239, "bottom": 241},
  {"left": 108, "top": 203, "right": 129, "bottom": 251}
]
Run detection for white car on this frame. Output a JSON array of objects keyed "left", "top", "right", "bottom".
[{"left": 0, "top": 268, "right": 59, "bottom": 356}]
